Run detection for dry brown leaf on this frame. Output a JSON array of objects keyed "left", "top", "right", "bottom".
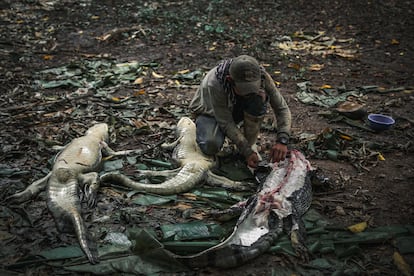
[
  {"left": 134, "top": 77, "right": 144, "bottom": 84},
  {"left": 190, "top": 211, "right": 207, "bottom": 220},
  {"left": 177, "top": 69, "right": 190, "bottom": 74},
  {"left": 308, "top": 64, "right": 324, "bottom": 71},
  {"left": 393, "top": 251, "right": 412, "bottom": 276},
  {"left": 133, "top": 89, "right": 146, "bottom": 96},
  {"left": 152, "top": 71, "right": 164, "bottom": 78},
  {"left": 320, "top": 84, "right": 332, "bottom": 89},
  {"left": 182, "top": 193, "right": 197, "bottom": 201},
  {"left": 172, "top": 202, "right": 193, "bottom": 210},
  {"left": 131, "top": 118, "right": 148, "bottom": 129}
]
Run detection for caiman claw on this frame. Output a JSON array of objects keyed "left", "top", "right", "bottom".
[{"left": 79, "top": 172, "right": 100, "bottom": 208}]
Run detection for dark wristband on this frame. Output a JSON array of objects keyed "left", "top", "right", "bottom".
[{"left": 276, "top": 136, "right": 289, "bottom": 145}]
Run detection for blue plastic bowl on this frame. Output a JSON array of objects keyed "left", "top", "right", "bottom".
[{"left": 367, "top": 114, "right": 395, "bottom": 131}]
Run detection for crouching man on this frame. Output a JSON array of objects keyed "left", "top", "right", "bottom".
[{"left": 189, "top": 55, "right": 292, "bottom": 168}]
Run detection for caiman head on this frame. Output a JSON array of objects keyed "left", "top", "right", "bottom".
[
  {"left": 85, "top": 123, "right": 109, "bottom": 142},
  {"left": 176, "top": 117, "right": 196, "bottom": 135}
]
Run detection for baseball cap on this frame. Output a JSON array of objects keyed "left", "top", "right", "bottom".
[{"left": 229, "top": 55, "right": 261, "bottom": 95}]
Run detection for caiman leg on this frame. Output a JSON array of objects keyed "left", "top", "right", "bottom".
[
  {"left": 78, "top": 172, "right": 100, "bottom": 208},
  {"left": 7, "top": 172, "right": 52, "bottom": 203},
  {"left": 100, "top": 141, "right": 144, "bottom": 156},
  {"left": 160, "top": 136, "right": 182, "bottom": 151}
]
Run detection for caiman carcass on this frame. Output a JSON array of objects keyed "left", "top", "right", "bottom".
[
  {"left": 100, "top": 116, "right": 255, "bottom": 194},
  {"left": 7, "top": 123, "right": 142, "bottom": 264},
  {"left": 173, "top": 149, "right": 313, "bottom": 268}
]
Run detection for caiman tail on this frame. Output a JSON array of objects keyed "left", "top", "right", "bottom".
[
  {"left": 47, "top": 169, "right": 99, "bottom": 264},
  {"left": 100, "top": 163, "right": 206, "bottom": 195}
]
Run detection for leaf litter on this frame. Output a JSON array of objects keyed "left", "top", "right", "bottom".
[{"left": 1, "top": 0, "right": 413, "bottom": 275}]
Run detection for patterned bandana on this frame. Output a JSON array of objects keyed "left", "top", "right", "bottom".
[{"left": 215, "top": 58, "right": 237, "bottom": 102}]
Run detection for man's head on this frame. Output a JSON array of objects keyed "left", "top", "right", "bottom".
[{"left": 229, "top": 55, "right": 261, "bottom": 96}]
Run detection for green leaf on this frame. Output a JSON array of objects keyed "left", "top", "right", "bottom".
[
  {"left": 103, "top": 159, "right": 124, "bottom": 171},
  {"left": 39, "top": 79, "right": 82, "bottom": 89},
  {"left": 191, "top": 187, "right": 245, "bottom": 204},
  {"left": 38, "top": 245, "right": 83, "bottom": 260},
  {"left": 127, "top": 228, "right": 163, "bottom": 254},
  {"left": 308, "top": 258, "right": 333, "bottom": 269},
  {"left": 394, "top": 236, "right": 414, "bottom": 254}
]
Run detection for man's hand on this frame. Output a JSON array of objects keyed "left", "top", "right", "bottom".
[
  {"left": 246, "top": 152, "right": 260, "bottom": 168},
  {"left": 270, "top": 143, "right": 288, "bottom": 163}
]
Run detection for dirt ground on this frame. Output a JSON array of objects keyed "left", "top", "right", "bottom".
[{"left": 1, "top": 1, "right": 413, "bottom": 275}]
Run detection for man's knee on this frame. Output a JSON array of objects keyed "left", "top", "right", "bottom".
[
  {"left": 195, "top": 115, "right": 224, "bottom": 156},
  {"left": 198, "top": 139, "right": 222, "bottom": 156}
]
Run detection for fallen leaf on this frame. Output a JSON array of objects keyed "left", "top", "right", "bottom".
[
  {"left": 320, "top": 84, "right": 332, "bottom": 89},
  {"left": 391, "top": 39, "right": 400, "bottom": 45},
  {"left": 182, "top": 193, "right": 197, "bottom": 201},
  {"left": 173, "top": 202, "right": 193, "bottom": 210},
  {"left": 191, "top": 212, "right": 207, "bottom": 220},
  {"left": 308, "top": 64, "right": 324, "bottom": 71},
  {"left": 393, "top": 251, "right": 412, "bottom": 276},
  {"left": 152, "top": 71, "right": 164, "bottom": 78},
  {"left": 335, "top": 206, "right": 346, "bottom": 216},
  {"left": 131, "top": 118, "right": 148, "bottom": 129},
  {"left": 288, "top": 63, "right": 301, "bottom": 70},
  {"left": 134, "top": 77, "right": 144, "bottom": 84},
  {"left": 177, "top": 69, "right": 190, "bottom": 74},
  {"left": 134, "top": 89, "right": 146, "bottom": 96},
  {"left": 348, "top": 221, "right": 368, "bottom": 233},
  {"left": 339, "top": 134, "right": 352, "bottom": 141}
]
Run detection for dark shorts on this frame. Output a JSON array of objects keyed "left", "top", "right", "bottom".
[
  {"left": 195, "top": 93, "right": 267, "bottom": 156},
  {"left": 195, "top": 115, "right": 225, "bottom": 156}
]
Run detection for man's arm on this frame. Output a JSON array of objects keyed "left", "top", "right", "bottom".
[{"left": 209, "top": 86, "right": 254, "bottom": 158}]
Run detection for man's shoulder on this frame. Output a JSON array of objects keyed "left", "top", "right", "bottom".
[{"left": 202, "top": 66, "right": 221, "bottom": 88}]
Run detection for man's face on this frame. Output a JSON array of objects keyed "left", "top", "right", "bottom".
[
  {"left": 233, "top": 85, "right": 245, "bottom": 96},
  {"left": 229, "top": 76, "right": 249, "bottom": 97}
]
